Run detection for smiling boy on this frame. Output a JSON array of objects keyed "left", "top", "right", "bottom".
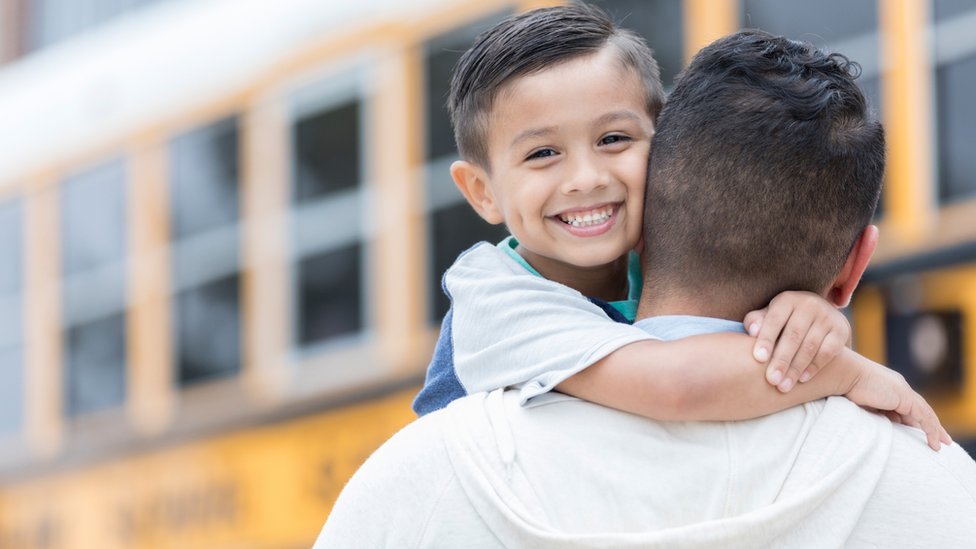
[
  {"left": 413, "top": 3, "right": 947, "bottom": 448},
  {"left": 459, "top": 43, "right": 651, "bottom": 298}
]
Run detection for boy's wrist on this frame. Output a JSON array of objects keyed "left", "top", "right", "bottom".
[{"left": 835, "top": 347, "right": 865, "bottom": 397}]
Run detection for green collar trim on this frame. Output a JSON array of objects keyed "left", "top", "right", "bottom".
[{"left": 495, "top": 235, "right": 641, "bottom": 323}]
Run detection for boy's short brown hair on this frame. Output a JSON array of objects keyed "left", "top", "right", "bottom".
[{"left": 448, "top": 3, "right": 664, "bottom": 169}]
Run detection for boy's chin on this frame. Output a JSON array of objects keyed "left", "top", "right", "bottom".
[{"left": 562, "top": 250, "right": 629, "bottom": 269}]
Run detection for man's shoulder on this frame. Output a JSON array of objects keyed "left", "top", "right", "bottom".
[
  {"left": 362, "top": 407, "right": 453, "bottom": 472},
  {"left": 887, "top": 422, "right": 976, "bottom": 497},
  {"left": 315, "top": 409, "right": 459, "bottom": 548},
  {"left": 845, "top": 421, "right": 976, "bottom": 546}
]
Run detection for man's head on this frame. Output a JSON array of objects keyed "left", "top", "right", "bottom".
[
  {"left": 447, "top": 4, "right": 665, "bottom": 283},
  {"left": 640, "top": 29, "right": 884, "bottom": 319}
]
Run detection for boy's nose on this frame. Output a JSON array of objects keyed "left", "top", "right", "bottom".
[{"left": 561, "top": 154, "right": 609, "bottom": 194}]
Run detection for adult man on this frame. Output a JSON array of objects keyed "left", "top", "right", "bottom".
[{"left": 315, "top": 30, "right": 976, "bottom": 548}]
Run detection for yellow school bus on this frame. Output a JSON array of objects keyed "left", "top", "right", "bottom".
[{"left": 0, "top": 0, "right": 972, "bottom": 547}]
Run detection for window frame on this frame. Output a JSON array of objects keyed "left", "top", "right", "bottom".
[
  {"left": 58, "top": 157, "right": 130, "bottom": 420},
  {"left": 285, "top": 64, "right": 376, "bottom": 359},
  {"left": 168, "top": 115, "right": 244, "bottom": 388}
]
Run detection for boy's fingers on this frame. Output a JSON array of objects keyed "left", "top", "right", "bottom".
[
  {"left": 744, "top": 309, "right": 767, "bottom": 337},
  {"left": 755, "top": 305, "right": 793, "bottom": 368},
  {"left": 804, "top": 329, "right": 847, "bottom": 382},
  {"left": 798, "top": 363, "right": 822, "bottom": 383},
  {"left": 767, "top": 311, "right": 817, "bottom": 392},
  {"left": 883, "top": 410, "right": 902, "bottom": 424},
  {"left": 912, "top": 398, "right": 943, "bottom": 451},
  {"left": 789, "top": 322, "right": 830, "bottom": 383}
]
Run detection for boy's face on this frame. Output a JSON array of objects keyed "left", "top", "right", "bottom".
[{"left": 473, "top": 47, "right": 653, "bottom": 276}]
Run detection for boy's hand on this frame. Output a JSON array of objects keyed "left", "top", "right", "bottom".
[
  {"left": 844, "top": 354, "right": 951, "bottom": 451},
  {"left": 744, "top": 291, "right": 850, "bottom": 393}
]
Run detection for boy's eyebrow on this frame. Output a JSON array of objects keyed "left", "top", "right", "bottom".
[
  {"left": 509, "top": 110, "right": 647, "bottom": 150},
  {"left": 510, "top": 126, "right": 557, "bottom": 149},
  {"left": 595, "top": 110, "right": 645, "bottom": 127}
]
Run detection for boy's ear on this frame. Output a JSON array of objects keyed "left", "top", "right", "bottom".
[
  {"left": 450, "top": 160, "right": 503, "bottom": 225},
  {"left": 827, "top": 224, "right": 879, "bottom": 308}
]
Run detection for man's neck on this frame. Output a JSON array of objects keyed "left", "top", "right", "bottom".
[{"left": 634, "top": 290, "right": 750, "bottom": 323}]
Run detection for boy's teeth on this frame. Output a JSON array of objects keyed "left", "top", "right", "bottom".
[{"left": 559, "top": 207, "right": 613, "bottom": 227}]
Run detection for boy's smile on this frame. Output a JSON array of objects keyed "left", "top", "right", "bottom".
[
  {"left": 453, "top": 45, "right": 654, "bottom": 297},
  {"left": 555, "top": 203, "right": 618, "bottom": 235}
]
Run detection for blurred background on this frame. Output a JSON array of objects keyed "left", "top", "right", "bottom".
[{"left": 0, "top": 0, "right": 972, "bottom": 547}]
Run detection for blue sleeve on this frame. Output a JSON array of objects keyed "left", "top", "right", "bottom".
[
  {"left": 412, "top": 306, "right": 467, "bottom": 416},
  {"left": 586, "top": 297, "right": 631, "bottom": 324}
]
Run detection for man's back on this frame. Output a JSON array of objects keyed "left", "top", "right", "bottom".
[{"left": 317, "top": 390, "right": 976, "bottom": 548}]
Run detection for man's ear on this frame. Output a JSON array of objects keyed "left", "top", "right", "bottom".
[
  {"left": 450, "top": 160, "right": 503, "bottom": 225},
  {"left": 828, "top": 224, "right": 879, "bottom": 307}
]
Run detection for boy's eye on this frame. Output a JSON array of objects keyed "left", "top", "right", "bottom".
[
  {"left": 600, "top": 134, "right": 631, "bottom": 146},
  {"left": 526, "top": 148, "right": 557, "bottom": 161}
]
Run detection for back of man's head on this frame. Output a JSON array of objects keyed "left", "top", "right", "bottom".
[{"left": 643, "top": 29, "right": 884, "bottom": 313}]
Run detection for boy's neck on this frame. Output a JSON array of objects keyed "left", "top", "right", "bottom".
[{"left": 516, "top": 244, "right": 630, "bottom": 301}]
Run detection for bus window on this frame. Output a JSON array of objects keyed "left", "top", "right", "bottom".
[
  {"left": 293, "top": 100, "right": 361, "bottom": 200},
  {"left": 0, "top": 198, "right": 23, "bottom": 434},
  {"left": 740, "top": 0, "right": 882, "bottom": 108},
  {"left": 169, "top": 116, "right": 242, "bottom": 385},
  {"left": 739, "top": 0, "right": 883, "bottom": 215},
  {"left": 297, "top": 243, "right": 362, "bottom": 345},
  {"left": 934, "top": 1, "right": 976, "bottom": 204},
  {"left": 588, "top": 0, "right": 684, "bottom": 88},
  {"left": 290, "top": 92, "right": 366, "bottom": 348},
  {"left": 61, "top": 158, "right": 127, "bottom": 415}
]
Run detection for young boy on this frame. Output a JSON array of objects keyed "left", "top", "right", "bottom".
[{"left": 414, "top": 3, "right": 948, "bottom": 449}]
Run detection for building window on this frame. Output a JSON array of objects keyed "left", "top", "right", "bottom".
[
  {"left": 169, "top": 116, "right": 242, "bottom": 385},
  {"left": 934, "top": 1, "right": 976, "bottom": 203},
  {"left": 290, "top": 85, "right": 367, "bottom": 348},
  {"left": 61, "top": 159, "right": 127, "bottom": 415},
  {"left": 587, "top": 0, "right": 684, "bottom": 88},
  {"left": 0, "top": 199, "right": 24, "bottom": 434},
  {"left": 423, "top": 12, "right": 512, "bottom": 322}
]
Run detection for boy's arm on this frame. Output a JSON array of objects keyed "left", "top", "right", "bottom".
[
  {"left": 447, "top": 246, "right": 828, "bottom": 417},
  {"left": 445, "top": 243, "right": 947, "bottom": 449},
  {"left": 558, "top": 333, "right": 835, "bottom": 420},
  {"left": 559, "top": 337, "right": 949, "bottom": 450}
]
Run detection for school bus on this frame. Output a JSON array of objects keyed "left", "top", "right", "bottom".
[{"left": 0, "top": 0, "right": 972, "bottom": 547}]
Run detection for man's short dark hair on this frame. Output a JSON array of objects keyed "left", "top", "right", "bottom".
[
  {"left": 448, "top": 3, "right": 664, "bottom": 169},
  {"left": 643, "top": 29, "right": 884, "bottom": 310}
]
